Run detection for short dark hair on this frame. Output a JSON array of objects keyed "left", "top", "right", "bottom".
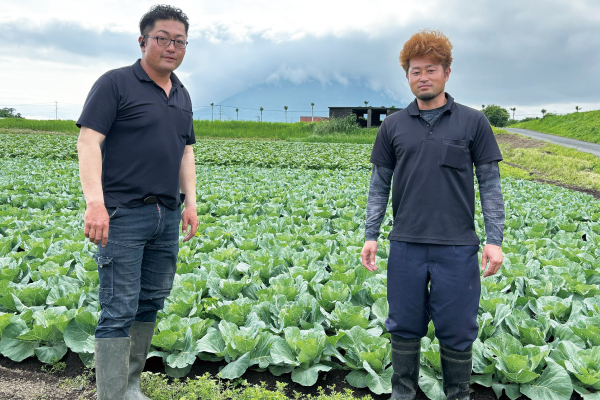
[{"left": 139, "top": 4, "right": 189, "bottom": 37}]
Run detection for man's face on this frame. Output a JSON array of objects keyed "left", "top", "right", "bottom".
[
  {"left": 140, "top": 19, "right": 187, "bottom": 74},
  {"left": 406, "top": 56, "right": 450, "bottom": 102}
]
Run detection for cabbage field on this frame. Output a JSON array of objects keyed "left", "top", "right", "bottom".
[{"left": 0, "top": 135, "right": 599, "bottom": 400}]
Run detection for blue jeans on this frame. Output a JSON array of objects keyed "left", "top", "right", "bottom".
[
  {"left": 93, "top": 203, "right": 181, "bottom": 338},
  {"left": 385, "top": 241, "right": 481, "bottom": 351}
]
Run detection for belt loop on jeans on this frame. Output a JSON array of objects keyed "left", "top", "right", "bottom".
[{"left": 144, "top": 196, "right": 159, "bottom": 204}]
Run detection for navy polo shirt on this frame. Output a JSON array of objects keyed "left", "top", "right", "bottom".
[
  {"left": 77, "top": 59, "right": 195, "bottom": 210},
  {"left": 370, "top": 93, "right": 502, "bottom": 245}
]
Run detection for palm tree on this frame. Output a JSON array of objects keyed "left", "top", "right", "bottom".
[
  {"left": 510, "top": 107, "right": 516, "bottom": 120},
  {"left": 576, "top": 106, "right": 581, "bottom": 112},
  {"left": 364, "top": 101, "right": 369, "bottom": 107},
  {"left": 541, "top": 109, "right": 547, "bottom": 117},
  {"left": 236, "top": 108, "right": 239, "bottom": 120},
  {"left": 482, "top": 105, "right": 485, "bottom": 110},
  {"left": 210, "top": 103, "right": 214, "bottom": 122},
  {"left": 311, "top": 103, "right": 315, "bottom": 121},
  {"left": 260, "top": 107, "right": 264, "bottom": 122},
  {"left": 284, "top": 106, "right": 288, "bottom": 123}
]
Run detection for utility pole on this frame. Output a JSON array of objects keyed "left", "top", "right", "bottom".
[
  {"left": 236, "top": 108, "right": 239, "bottom": 120},
  {"left": 284, "top": 106, "right": 288, "bottom": 123},
  {"left": 311, "top": 103, "right": 314, "bottom": 121},
  {"left": 219, "top": 105, "right": 222, "bottom": 121},
  {"left": 210, "top": 103, "right": 214, "bottom": 121},
  {"left": 55, "top": 101, "right": 58, "bottom": 120}
]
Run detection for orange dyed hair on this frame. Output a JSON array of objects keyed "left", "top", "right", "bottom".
[{"left": 399, "top": 30, "right": 453, "bottom": 73}]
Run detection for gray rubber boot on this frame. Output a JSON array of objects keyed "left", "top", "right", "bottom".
[
  {"left": 124, "top": 321, "right": 155, "bottom": 400},
  {"left": 95, "top": 337, "right": 130, "bottom": 400},
  {"left": 440, "top": 342, "right": 472, "bottom": 400},
  {"left": 390, "top": 334, "right": 421, "bottom": 400}
]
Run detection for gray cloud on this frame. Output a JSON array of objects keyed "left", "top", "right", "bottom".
[
  {"left": 7, "top": 20, "right": 137, "bottom": 61},
  {"left": 2, "top": 0, "right": 599, "bottom": 115}
]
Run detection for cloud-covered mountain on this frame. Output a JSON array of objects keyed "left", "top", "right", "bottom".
[{"left": 192, "top": 80, "right": 407, "bottom": 122}]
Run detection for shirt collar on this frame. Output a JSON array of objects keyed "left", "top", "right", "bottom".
[
  {"left": 132, "top": 59, "right": 184, "bottom": 88},
  {"left": 407, "top": 92, "right": 455, "bottom": 116}
]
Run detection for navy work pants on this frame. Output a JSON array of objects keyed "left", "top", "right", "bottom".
[
  {"left": 93, "top": 203, "right": 181, "bottom": 338},
  {"left": 385, "top": 241, "right": 481, "bottom": 351}
]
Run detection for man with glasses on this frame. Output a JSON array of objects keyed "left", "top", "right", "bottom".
[{"left": 76, "top": 5, "right": 198, "bottom": 400}]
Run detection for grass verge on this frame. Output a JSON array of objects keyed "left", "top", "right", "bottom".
[
  {"left": 494, "top": 127, "right": 600, "bottom": 193},
  {"left": 509, "top": 109, "right": 600, "bottom": 143}
]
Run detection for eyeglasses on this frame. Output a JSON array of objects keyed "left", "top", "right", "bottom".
[{"left": 144, "top": 35, "right": 188, "bottom": 49}]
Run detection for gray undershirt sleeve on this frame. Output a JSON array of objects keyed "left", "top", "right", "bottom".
[
  {"left": 365, "top": 164, "right": 393, "bottom": 241},
  {"left": 475, "top": 161, "right": 504, "bottom": 246}
]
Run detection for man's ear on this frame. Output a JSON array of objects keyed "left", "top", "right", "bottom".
[
  {"left": 444, "top": 67, "right": 451, "bottom": 82},
  {"left": 139, "top": 36, "right": 145, "bottom": 47}
]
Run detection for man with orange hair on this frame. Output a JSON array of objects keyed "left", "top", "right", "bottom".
[{"left": 361, "top": 30, "right": 504, "bottom": 400}]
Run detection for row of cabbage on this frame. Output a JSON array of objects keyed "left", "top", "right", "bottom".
[
  {"left": 0, "top": 152, "right": 599, "bottom": 399},
  {"left": 0, "top": 134, "right": 372, "bottom": 170}
]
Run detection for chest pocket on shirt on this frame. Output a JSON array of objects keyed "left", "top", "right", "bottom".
[
  {"left": 440, "top": 138, "right": 469, "bottom": 171},
  {"left": 180, "top": 109, "right": 193, "bottom": 140}
]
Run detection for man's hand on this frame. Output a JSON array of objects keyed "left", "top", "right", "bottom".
[
  {"left": 84, "top": 203, "right": 109, "bottom": 246},
  {"left": 481, "top": 243, "right": 503, "bottom": 277},
  {"left": 181, "top": 206, "right": 199, "bottom": 242},
  {"left": 361, "top": 241, "right": 378, "bottom": 272}
]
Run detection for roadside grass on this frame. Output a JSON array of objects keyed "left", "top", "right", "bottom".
[
  {"left": 139, "top": 372, "right": 374, "bottom": 400},
  {"left": 494, "top": 127, "right": 600, "bottom": 191},
  {"left": 509, "top": 109, "right": 600, "bottom": 143}
]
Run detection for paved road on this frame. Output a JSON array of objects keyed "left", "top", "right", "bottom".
[{"left": 503, "top": 127, "right": 600, "bottom": 157}]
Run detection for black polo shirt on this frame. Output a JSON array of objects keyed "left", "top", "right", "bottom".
[
  {"left": 77, "top": 59, "right": 195, "bottom": 210},
  {"left": 370, "top": 93, "right": 502, "bottom": 245}
]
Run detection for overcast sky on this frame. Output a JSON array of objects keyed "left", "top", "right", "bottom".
[{"left": 1, "top": 0, "right": 598, "bottom": 120}]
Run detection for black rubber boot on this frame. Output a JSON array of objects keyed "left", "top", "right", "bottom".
[
  {"left": 390, "top": 334, "right": 421, "bottom": 400},
  {"left": 439, "top": 342, "right": 472, "bottom": 400}
]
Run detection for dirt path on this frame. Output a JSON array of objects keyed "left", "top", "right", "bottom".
[{"left": 503, "top": 127, "right": 600, "bottom": 157}]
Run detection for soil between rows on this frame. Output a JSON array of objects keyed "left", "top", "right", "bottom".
[{"left": 0, "top": 350, "right": 584, "bottom": 400}]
